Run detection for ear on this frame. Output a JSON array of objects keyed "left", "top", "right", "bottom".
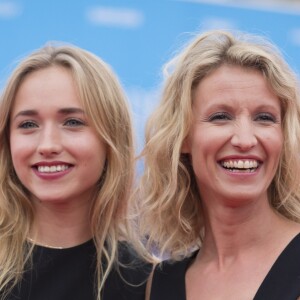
[{"left": 181, "top": 136, "right": 190, "bottom": 153}]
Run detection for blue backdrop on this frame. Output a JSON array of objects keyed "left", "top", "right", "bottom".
[{"left": 1, "top": 0, "right": 300, "bottom": 149}]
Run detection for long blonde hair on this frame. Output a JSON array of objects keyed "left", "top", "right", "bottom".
[
  {"left": 0, "top": 43, "right": 134, "bottom": 299},
  {"left": 137, "top": 30, "right": 300, "bottom": 260}
]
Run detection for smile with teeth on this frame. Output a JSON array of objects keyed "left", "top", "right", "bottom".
[
  {"left": 221, "top": 160, "right": 259, "bottom": 172},
  {"left": 37, "top": 165, "right": 70, "bottom": 173}
]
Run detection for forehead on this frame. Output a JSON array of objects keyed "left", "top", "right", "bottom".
[
  {"left": 192, "top": 64, "right": 280, "bottom": 111},
  {"left": 197, "top": 64, "right": 266, "bottom": 91},
  {"left": 12, "top": 66, "right": 83, "bottom": 113}
]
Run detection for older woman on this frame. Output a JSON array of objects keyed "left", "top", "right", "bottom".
[{"left": 137, "top": 30, "right": 300, "bottom": 299}]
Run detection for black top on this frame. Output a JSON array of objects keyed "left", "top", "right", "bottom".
[
  {"left": 150, "top": 233, "right": 300, "bottom": 300},
  {"left": 5, "top": 240, "right": 151, "bottom": 300}
]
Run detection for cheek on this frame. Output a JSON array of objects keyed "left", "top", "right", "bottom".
[
  {"left": 9, "top": 141, "right": 30, "bottom": 184},
  {"left": 78, "top": 139, "right": 107, "bottom": 174},
  {"left": 10, "top": 136, "right": 33, "bottom": 160},
  {"left": 189, "top": 136, "right": 214, "bottom": 178},
  {"left": 190, "top": 131, "right": 219, "bottom": 158},
  {"left": 263, "top": 130, "right": 283, "bottom": 157},
  {"left": 10, "top": 136, "right": 25, "bottom": 168}
]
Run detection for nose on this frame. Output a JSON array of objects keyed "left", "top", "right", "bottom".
[
  {"left": 37, "top": 125, "right": 63, "bottom": 156},
  {"left": 231, "top": 119, "right": 257, "bottom": 151}
]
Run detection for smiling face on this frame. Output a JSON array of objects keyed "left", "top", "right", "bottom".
[
  {"left": 9, "top": 66, "right": 107, "bottom": 206},
  {"left": 182, "top": 64, "right": 283, "bottom": 205}
]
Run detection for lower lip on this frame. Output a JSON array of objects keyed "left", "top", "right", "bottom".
[{"left": 32, "top": 167, "right": 73, "bottom": 180}]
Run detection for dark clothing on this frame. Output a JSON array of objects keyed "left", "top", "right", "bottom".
[
  {"left": 150, "top": 233, "right": 300, "bottom": 300},
  {"left": 6, "top": 240, "right": 150, "bottom": 300}
]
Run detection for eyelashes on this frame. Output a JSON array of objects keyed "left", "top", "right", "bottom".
[
  {"left": 63, "top": 118, "right": 86, "bottom": 127},
  {"left": 17, "top": 118, "right": 87, "bottom": 130},
  {"left": 206, "top": 112, "right": 280, "bottom": 124},
  {"left": 253, "top": 113, "right": 279, "bottom": 123},
  {"left": 18, "top": 120, "right": 38, "bottom": 129},
  {"left": 208, "top": 112, "right": 232, "bottom": 122}
]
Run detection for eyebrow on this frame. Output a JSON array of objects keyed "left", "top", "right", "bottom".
[
  {"left": 12, "top": 107, "right": 85, "bottom": 121},
  {"left": 203, "top": 102, "right": 280, "bottom": 112},
  {"left": 58, "top": 107, "right": 85, "bottom": 115}
]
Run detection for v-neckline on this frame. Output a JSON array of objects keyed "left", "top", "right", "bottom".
[
  {"left": 253, "top": 232, "right": 300, "bottom": 299},
  {"left": 183, "top": 232, "right": 300, "bottom": 300}
]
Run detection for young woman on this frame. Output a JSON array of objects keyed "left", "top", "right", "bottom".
[
  {"left": 137, "top": 30, "right": 300, "bottom": 299},
  {"left": 0, "top": 43, "right": 150, "bottom": 300}
]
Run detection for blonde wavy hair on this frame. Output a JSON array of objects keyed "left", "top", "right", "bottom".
[
  {"left": 0, "top": 43, "right": 134, "bottom": 299},
  {"left": 137, "top": 30, "right": 300, "bottom": 260}
]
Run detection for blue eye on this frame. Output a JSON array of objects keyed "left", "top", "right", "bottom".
[
  {"left": 254, "top": 113, "right": 277, "bottom": 123},
  {"left": 64, "top": 118, "right": 85, "bottom": 127},
  {"left": 208, "top": 112, "right": 232, "bottom": 122},
  {"left": 18, "top": 121, "right": 38, "bottom": 129}
]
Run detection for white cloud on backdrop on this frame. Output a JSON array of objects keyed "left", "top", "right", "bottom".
[
  {"left": 85, "top": 6, "right": 144, "bottom": 28},
  {"left": 200, "top": 17, "right": 236, "bottom": 31},
  {"left": 0, "top": 1, "right": 21, "bottom": 18}
]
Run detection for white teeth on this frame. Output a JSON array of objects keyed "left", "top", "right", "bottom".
[
  {"left": 221, "top": 160, "right": 259, "bottom": 170},
  {"left": 37, "top": 165, "right": 69, "bottom": 173}
]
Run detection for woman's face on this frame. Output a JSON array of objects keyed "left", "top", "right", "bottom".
[
  {"left": 9, "top": 66, "right": 107, "bottom": 206},
  {"left": 182, "top": 64, "right": 283, "bottom": 205}
]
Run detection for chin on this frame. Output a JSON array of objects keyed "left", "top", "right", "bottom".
[
  {"left": 30, "top": 192, "right": 70, "bottom": 204},
  {"left": 224, "top": 192, "right": 264, "bottom": 206}
]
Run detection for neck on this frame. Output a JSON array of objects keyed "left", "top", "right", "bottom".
[
  {"left": 199, "top": 194, "right": 292, "bottom": 267},
  {"left": 30, "top": 199, "right": 93, "bottom": 248}
]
